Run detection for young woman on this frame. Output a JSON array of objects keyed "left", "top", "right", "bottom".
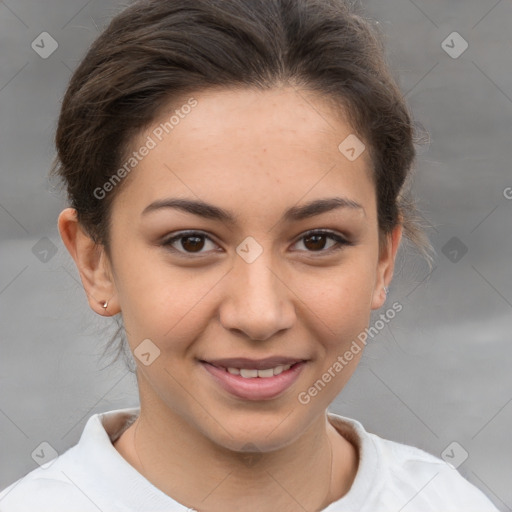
[{"left": 0, "top": 0, "right": 499, "bottom": 510}]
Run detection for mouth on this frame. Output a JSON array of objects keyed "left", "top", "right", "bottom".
[
  {"left": 205, "top": 356, "right": 304, "bottom": 374},
  {"left": 199, "top": 357, "right": 307, "bottom": 401}
]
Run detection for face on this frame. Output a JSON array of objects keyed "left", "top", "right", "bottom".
[{"left": 100, "top": 87, "right": 399, "bottom": 451}]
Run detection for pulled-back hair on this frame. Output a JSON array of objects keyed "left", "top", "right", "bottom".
[{"left": 51, "top": 0, "right": 433, "bottom": 260}]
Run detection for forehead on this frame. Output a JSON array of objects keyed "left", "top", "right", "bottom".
[
  {"left": 150, "top": 86, "right": 368, "bottom": 163},
  {"left": 118, "top": 86, "right": 375, "bottom": 220}
]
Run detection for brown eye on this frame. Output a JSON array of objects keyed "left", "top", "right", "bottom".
[
  {"left": 162, "top": 231, "right": 218, "bottom": 255},
  {"left": 293, "top": 230, "right": 351, "bottom": 254},
  {"left": 303, "top": 233, "right": 329, "bottom": 251},
  {"left": 180, "top": 235, "right": 205, "bottom": 252}
]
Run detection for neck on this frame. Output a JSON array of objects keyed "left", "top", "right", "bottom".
[{"left": 114, "top": 396, "right": 358, "bottom": 511}]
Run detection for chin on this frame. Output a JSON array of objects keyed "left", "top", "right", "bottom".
[{"left": 199, "top": 408, "right": 311, "bottom": 454}]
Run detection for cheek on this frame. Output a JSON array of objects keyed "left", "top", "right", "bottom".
[
  {"left": 296, "top": 255, "right": 376, "bottom": 339},
  {"left": 293, "top": 258, "right": 375, "bottom": 404},
  {"left": 111, "top": 243, "right": 216, "bottom": 351}
]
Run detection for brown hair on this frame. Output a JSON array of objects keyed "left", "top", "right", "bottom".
[{"left": 50, "top": 0, "right": 434, "bottom": 365}]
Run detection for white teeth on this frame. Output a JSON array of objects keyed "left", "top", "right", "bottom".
[
  {"left": 273, "top": 365, "right": 284, "bottom": 375},
  {"left": 240, "top": 368, "right": 258, "bottom": 378},
  {"left": 226, "top": 363, "right": 296, "bottom": 378},
  {"left": 257, "top": 368, "right": 274, "bottom": 378}
]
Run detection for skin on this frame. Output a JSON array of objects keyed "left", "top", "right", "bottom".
[{"left": 58, "top": 86, "right": 402, "bottom": 511}]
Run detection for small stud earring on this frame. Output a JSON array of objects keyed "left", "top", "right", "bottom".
[{"left": 102, "top": 300, "right": 108, "bottom": 310}]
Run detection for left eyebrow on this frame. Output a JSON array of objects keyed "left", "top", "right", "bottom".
[
  {"left": 283, "top": 197, "right": 365, "bottom": 221},
  {"left": 141, "top": 196, "right": 365, "bottom": 223}
]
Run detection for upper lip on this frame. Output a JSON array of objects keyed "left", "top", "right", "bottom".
[{"left": 202, "top": 357, "right": 306, "bottom": 370}]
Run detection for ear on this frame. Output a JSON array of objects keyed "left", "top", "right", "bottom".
[
  {"left": 371, "top": 223, "right": 403, "bottom": 310},
  {"left": 57, "top": 208, "right": 119, "bottom": 316}
]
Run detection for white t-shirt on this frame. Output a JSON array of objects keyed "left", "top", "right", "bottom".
[{"left": 0, "top": 407, "right": 499, "bottom": 511}]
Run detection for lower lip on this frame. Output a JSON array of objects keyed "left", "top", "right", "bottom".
[{"left": 201, "top": 361, "right": 306, "bottom": 401}]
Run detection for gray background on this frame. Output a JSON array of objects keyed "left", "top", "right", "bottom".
[{"left": 1, "top": 0, "right": 511, "bottom": 509}]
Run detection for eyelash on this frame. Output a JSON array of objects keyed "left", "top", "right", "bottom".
[{"left": 161, "top": 229, "right": 353, "bottom": 258}]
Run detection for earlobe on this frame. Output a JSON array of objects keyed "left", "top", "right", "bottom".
[
  {"left": 57, "top": 208, "right": 119, "bottom": 316},
  {"left": 371, "top": 224, "right": 403, "bottom": 310}
]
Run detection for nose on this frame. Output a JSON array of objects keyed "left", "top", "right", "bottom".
[{"left": 219, "top": 252, "right": 296, "bottom": 341}]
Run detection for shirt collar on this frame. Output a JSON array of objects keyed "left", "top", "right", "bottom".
[{"left": 76, "top": 407, "right": 380, "bottom": 510}]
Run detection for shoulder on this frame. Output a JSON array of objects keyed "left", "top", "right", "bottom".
[
  {"left": 327, "top": 413, "right": 498, "bottom": 511},
  {"left": 0, "top": 449, "right": 102, "bottom": 512},
  {"left": 369, "top": 433, "right": 498, "bottom": 510},
  {"left": 0, "top": 408, "right": 141, "bottom": 512}
]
